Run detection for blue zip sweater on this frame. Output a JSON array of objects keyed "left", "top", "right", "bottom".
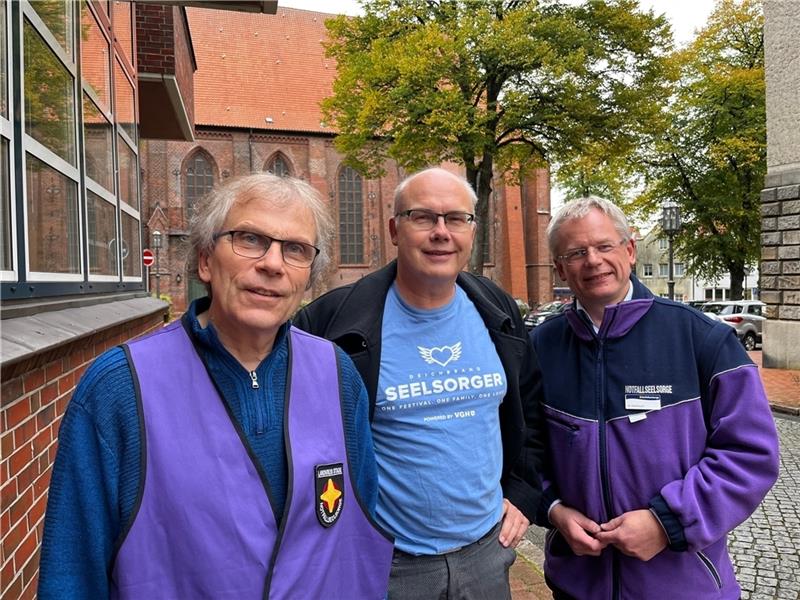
[{"left": 37, "top": 298, "right": 376, "bottom": 599}]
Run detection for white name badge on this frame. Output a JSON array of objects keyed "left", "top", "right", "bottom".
[
  {"left": 625, "top": 395, "right": 662, "bottom": 411},
  {"left": 629, "top": 412, "right": 648, "bottom": 423}
]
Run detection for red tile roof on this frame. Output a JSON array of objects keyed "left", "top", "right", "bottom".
[{"left": 187, "top": 6, "right": 339, "bottom": 133}]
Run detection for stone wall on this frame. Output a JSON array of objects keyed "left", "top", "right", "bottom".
[{"left": 761, "top": 0, "right": 800, "bottom": 368}]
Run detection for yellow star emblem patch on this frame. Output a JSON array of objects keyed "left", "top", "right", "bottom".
[{"left": 320, "top": 478, "right": 342, "bottom": 513}]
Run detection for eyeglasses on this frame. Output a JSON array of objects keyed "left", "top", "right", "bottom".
[
  {"left": 556, "top": 239, "right": 627, "bottom": 265},
  {"left": 395, "top": 209, "right": 475, "bottom": 232},
  {"left": 213, "top": 230, "right": 320, "bottom": 268}
]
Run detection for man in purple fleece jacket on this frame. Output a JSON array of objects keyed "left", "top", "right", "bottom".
[{"left": 530, "top": 196, "right": 779, "bottom": 600}]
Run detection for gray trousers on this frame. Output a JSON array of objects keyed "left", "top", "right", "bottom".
[{"left": 387, "top": 522, "right": 516, "bottom": 600}]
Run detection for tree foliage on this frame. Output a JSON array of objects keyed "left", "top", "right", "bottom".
[
  {"left": 634, "top": 0, "right": 765, "bottom": 299},
  {"left": 323, "top": 0, "right": 672, "bottom": 273}
]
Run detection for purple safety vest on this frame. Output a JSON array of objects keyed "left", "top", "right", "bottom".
[{"left": 111, "top": 321, "right": 393, "bottom": 599}]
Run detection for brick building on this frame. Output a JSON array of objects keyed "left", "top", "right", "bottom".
[{"left": 140, "top": 6, "right": 554, "bottom": 314}]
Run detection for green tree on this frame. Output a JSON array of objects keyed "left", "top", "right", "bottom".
[
  {"left": 636, "top": 0, "right": 765, "bottom": 300},
  {"left": 324, "top": 0, "right": 672, "bottom": 273}
]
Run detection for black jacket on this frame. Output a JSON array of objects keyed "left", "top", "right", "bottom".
[{"left": 294, "top": 261, "right": 545, "bottom": 522}]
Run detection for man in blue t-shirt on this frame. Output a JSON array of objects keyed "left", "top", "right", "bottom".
[{"left": 295, "top": 168, "right": 545, "bottom": 599}]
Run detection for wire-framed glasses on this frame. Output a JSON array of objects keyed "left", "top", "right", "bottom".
[{"left": 556, "top": 239, "right": 627, "bottom": 265}]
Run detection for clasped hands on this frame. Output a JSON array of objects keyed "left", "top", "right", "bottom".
[{"left": 548, "top": 504, "right": 668, "bottom": 561}]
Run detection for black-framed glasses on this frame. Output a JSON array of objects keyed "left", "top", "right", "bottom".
[
  {"left": 213, "top": 230, "right": 320, "bottom": 268},
  {"left": 556, "top": 239, "right": 627, "bottom": 265},
  {"left": 395, "top": 209, "right": 475, "bottom": 232}
]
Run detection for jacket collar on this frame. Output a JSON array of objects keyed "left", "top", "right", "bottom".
[
  {"left": 564, "top": 275, "right": 654, "bottom": 341},
  {"left": 323, "top": 260, "right": 513, "bottom": 337}
]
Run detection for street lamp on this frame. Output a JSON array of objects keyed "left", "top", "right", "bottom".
[
  {"left": 660, "top": 201, "right": 682, "bottom": 301},
  {"left": 152, "top": 229, "right": 162, "bottom": 298}
]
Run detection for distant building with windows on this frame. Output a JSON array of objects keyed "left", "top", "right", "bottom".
[
  {"left": 140, "top": 6, "right": 554, "bottom": 314},
  {"left": 635, "top": 226, "right": 759, "bottom": 302}
]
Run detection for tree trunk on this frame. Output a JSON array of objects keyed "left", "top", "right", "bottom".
[
  {"left": 466, "top": 156, "right": 494, "bottom": 275},
  {"left": 728, "top": 261, "right": 745, "bottom": 300}
]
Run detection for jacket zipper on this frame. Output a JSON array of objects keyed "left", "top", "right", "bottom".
[
  {"left": 596, "top": 337, "right": 619, "bottom": 600},
  {"left": 696, "top": 551, "right": 722, "bottom": 589},
  {"left": 249, "top": 370, "right": 265, "bottom": 434}
]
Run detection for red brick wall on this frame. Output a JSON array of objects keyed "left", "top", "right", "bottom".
[
  {"left": 0, "top": 312, "right": 167, "bottom": 600},
  {"left": 140, "top": 130, "right": 552, "bottom": 312},
  {"left": 135, "top": 3, "right": 175, "bottom": 74},
  {"left": 173, "top": 8, "right": 195, "bottom": 127}
]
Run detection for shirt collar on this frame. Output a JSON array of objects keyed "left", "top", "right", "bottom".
[{"left": 575, "top": 280, "right": 634, "bottom": 334}]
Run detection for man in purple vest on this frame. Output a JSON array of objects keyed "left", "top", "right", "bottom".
[{"left": 38, "top": 174, "right": 393, "bottom": 599}]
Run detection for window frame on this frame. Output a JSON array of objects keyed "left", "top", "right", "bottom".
[
  {"left": 1, "top": 0, "right": 17, "bottom": 282},
  {"left": 183, "top": 149, "right": 215, "bottom": 225},
  {"left": 337, "top": 165, "right": 364, "bottom": 265},
  {"left": 265, "top": 152, "right": 292, "bottom": 177},
  {"left": 1, "top": 0, "right": 145, "bottom": 299},
  {"left": 21, "top": 2, "right": 83, "bottom": 282}
]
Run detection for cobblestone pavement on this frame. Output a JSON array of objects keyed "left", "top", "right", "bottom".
[
  {"left": 729, "top": 415, "right": 800, "bottom": 600},
  {"left": 519, "top": 414, "right": 800, "bottom": 599}
]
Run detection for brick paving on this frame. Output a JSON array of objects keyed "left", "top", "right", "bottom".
[
  {"left": 511, "top": 351, "right": 800, "bottom": 599},
  {"left": 748, "top": 351, "right": 800, "bottom": 416}
]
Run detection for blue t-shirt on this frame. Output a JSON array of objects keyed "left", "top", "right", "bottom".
[{"left": 373, "top": 283, "right": 506, "bottom": 554}]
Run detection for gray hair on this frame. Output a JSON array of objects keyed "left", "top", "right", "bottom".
[
  {"left": 393, "top": 167, "right": 478, "bottom": 214},
  {"left": 547, "top": 196, "right": 632, "bottom": 256},
  {"left": 188, "top": 173, "right": 333, "bottom": 289}
]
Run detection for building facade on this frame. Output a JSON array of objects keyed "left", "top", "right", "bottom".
[
  {"left": 761, "top": 0, "right": 800, "bottom": 369},
  {"left": 0, "top": 2, "right": 275, "bottom": 597},
  {"left": 636, "top": 227, "right": 760, "bottom": 302},
  {"left": 140, "top": 6, "right": 554, "bottom": 315}
]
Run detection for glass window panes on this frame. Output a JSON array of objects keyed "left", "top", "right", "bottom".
[
  {"left": 338, "top": 167, "right": 363, "bottom": 264},
  {"left": 118, "top": 134, "right": 137, "bottom": 209},
  {"left": 87, "top": 190, "right": 117, "bottom": 275},
  {"left": 83, "top": 94, "right": 113, "bottom": 192},
  {"left": 121, "top": 211, "right": 140, "bottom": 277},
  {"left": 114, "top": 59, "right": 136, "bottom": 142},
  {"left": 1, "top": 138, "right": 10, "bottom": 270},
  {"left": 23, "top": 19, "right": 77, "bottom": 165},
  {"left": 112, "top": 1, "right": 133, "bottom": 64},
  {"left": 185, "top": 153, "right": 214, "bottom": 221},
  {"left": 81, "top": 2, "right": 110, "bottom": 108},
  {"left": 1, "top": 0, "right": 7, "bottom": 118},
  {"left": 659, "top": 263, "right": 668, "bottom": 277},
  {"left": 267, "top": 154, "right": 290, "bottom": 177},
  {"left": 26, "top": 153, "right": 80, "bottom": 273},
  {"left": 643, "top": 263, "right": 653, "bottom": 277},
  {"left": 658, "top": 238, "right": 668, "bottom": 249},
  {"left": 674, "top": 262, "right": 685, "bottom": 277},
  {"left": 30, "top": 0, "right": 74, "bottom": 60}
]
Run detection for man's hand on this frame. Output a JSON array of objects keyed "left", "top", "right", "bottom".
[
  {"left": 548, "top": 503, "right": 606, "bottom": 556},
  {"left": 499, "top": 498, "right": 529, "bottom": 548},
  {"left": 594, "top": 509, "right": 667, "bottom": 561}
]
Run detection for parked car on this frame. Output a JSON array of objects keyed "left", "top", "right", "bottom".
[
  {"left": 702, "top": 300, "right": 765, "bottom": 351},
  {"left": 524, "top": 300, "right": 569, "bottom": 331},
  {"left": 685, "top": 300, "right": 708, "bottom": 310}
]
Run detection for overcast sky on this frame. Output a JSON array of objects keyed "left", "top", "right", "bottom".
[{"left": 278, "top": 0, "right": 717, "bottom": 46}]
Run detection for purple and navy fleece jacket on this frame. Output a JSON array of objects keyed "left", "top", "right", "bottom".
[{"left": 530, "top": 276, "right": 779, "bottom": 600}]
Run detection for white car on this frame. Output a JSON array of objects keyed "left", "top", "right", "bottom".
[{"left": 702, "top": 300, "right": 765, "bottom": 351}]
